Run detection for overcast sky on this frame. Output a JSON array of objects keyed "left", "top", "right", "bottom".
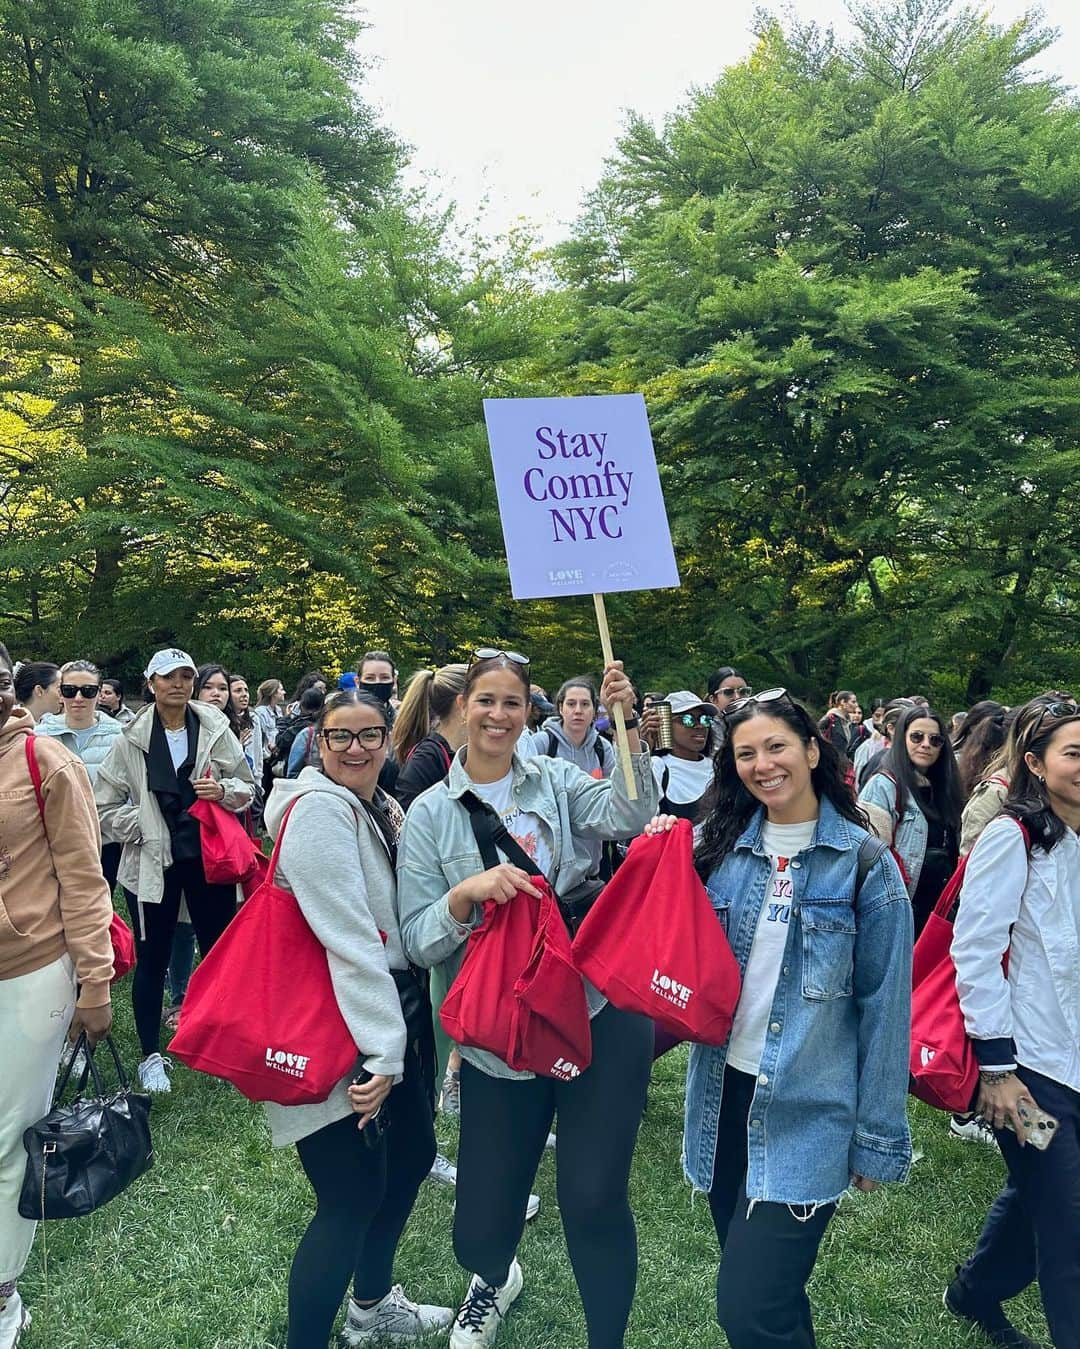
[{"left": 359, "top": 1, "right": 1078, "bottom": 244}]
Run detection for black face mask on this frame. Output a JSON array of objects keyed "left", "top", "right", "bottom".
[{"left": 359, "top": 680, "right": 394, "bottom": 704}]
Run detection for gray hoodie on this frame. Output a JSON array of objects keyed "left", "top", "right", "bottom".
[
  {"left": 261, "top": 769, "right": 407, "bottom": 1147},
  {"left": 526, "top": 716, "right": 613, "bottom": 777}
]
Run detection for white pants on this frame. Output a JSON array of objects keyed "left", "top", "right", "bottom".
[{"left": 0, "top": 956, "right": 76, "bottom": 1282}]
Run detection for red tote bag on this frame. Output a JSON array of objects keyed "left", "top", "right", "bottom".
[
  {"left": 168, "top": 801, "right": 357, "bottom": 1105},
  {"left": 25, "top": 736, "right": 135, "bottom": 981},
  {"left": 909, "top": 819, "right": 1027, "bottom": 1113},
  {"left": 441, "top": 879, "right": 592, "bottom": 1078},
  {"left": 572, "top": 818, "right": 741, "bottom": 1045},
  {"left": 188, "top": 793, "right": 261, "bottom": 886}
]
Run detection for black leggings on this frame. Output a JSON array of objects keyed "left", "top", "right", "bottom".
[
  {"left": 454, "top": 1003, "right": 652, "bottom": 1349},
  {"left": 125, "top": 857, "right": 236, "bottom": 1055},
  {"left": 287, "top": 1045, "right": 436, "bottom": 1349}
]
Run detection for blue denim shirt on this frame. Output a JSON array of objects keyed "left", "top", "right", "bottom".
[
  {"left": 683, "top": 797, "right": 913, "bottom": 1205},
  {"left": 857, "top": 770, "right": 928, "bottom": 898}
]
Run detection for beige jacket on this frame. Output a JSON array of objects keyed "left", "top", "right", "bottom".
[
  {"left": 959, "top": 775, "right": 1009, "bottom": 857},
  {"left": 0, "top": 708, "right": 114, "bottom": 1005},
  {"left": 94, "top": 701, "right": 254, "bottom": 907}
]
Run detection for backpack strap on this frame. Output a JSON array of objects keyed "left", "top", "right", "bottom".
[
  {"left": 25, "top": 735, "right": 46, "bottom": 822},
  {"left": 544, "top": 731, "right": 558, "bottom": 758},
  {"left": 854, "top": 834, "right": 888, "bottom": 897}
]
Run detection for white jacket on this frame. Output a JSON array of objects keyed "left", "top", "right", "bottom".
[
  {"left": 94, "top": 701, "right": 254, "bottom": 907},
  {"left": 952, "top": 815, "right": 1080, "bottom": 1093}
]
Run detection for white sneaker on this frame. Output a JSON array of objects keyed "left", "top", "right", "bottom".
[
  {"left": 525, "top": 1192, "right": 540, "bottom": 1222},
  {"left": 137, "top": 1052, "right": 172, "bottom": 1094},
  {"left": 950, "top": 1113, "right": 998, "bottom": 1146},
  {"left": 429, "top": 1152, "right": 457, "bottom": 1186},
  {"left": 341, "top": 1285, "right": 454, "bottom": 1344},
  {"left": 441, "top": 1068, "right": 461, "bottom": 1116},
  {"left": 449, "top": 1260, "right": 523, "bottom": 1347},
  {"left": 0, "top": 1289, "right": 30, "bottom": 1349}
]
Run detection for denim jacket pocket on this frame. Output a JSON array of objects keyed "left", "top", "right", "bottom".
[
  {"left": 704, "top": 884, "right": 733, "bottom": 936},
  {"left": 800, "top": 900, "right": 856, "bottom": 1000}
]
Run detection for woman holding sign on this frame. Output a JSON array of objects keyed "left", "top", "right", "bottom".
[{"left": 398, "top": 648, "right": 657, "bottom": 1349}]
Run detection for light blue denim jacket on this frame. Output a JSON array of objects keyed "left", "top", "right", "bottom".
[
  {"left": 857, "top": 770, "right": 928, "bottom": 898},
  {"left": 683, "top": 797, "right": 913, "bottom": 1205},
  {"left": 397, "top": 746, "right": 658, "bottom": 1080}
]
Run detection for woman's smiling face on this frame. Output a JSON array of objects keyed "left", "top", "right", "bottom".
[{"left": 731, "top": 712, "right": 820, "bottom": 822}]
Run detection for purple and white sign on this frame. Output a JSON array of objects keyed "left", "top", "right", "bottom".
[{"left": 482, "top": 393, "right": 681, "bottom": 600}]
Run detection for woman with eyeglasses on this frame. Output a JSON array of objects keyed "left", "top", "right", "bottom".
[
  {"left": 858, "top": 704, "right": 964, "bottom": 938},
  {"left": 262, "top": 689, "right": 452, "bottom": 1349},
  {"left": 34, "top": 660, "right": 125, "bottom": 893},
  {"left": 647, "top": 687, "right": 912, "bottom": 1349},
  {"left": 946, "top": 694, "right": 1080, "bottom": 1349},
  {"left": 398, "top": 647, "right": 657, "bottom": 1349}
]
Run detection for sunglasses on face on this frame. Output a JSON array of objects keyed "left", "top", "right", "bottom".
[
  {"left": 678, "top": 712, "right": 715, "bottom": 728},
  {"left": 721, "top": 687, "right": 793, "bottom": 719},
  {"left": 716, "top": 686, "right": 751, "bottom": 699},
  {"left": 60, "top": 683, "right": 100, "bottom": 699},
  {"left": 908, "top": 730, "right": 945, "bottom": 747},
  {"left": 320, "top": 726, "right": 388, "bottom": 752},
  {"left": 470, "top": 647, "right": 530, "bottom": 669}
]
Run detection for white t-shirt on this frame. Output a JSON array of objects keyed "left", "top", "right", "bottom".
[
  {"left": 726, "top": 818, "right": 818, "bottom": 1075},
  {"left": 468, "top": 769, "right": 554, "bottom": 879},
  {"left": 652, "top": 753, "right": 714, "bottom": 806},
  {"left": 165, "top": 726, "right": 190, "bottom": 773}
]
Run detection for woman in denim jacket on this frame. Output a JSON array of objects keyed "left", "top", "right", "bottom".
[{"left": 654, "top": 689, "right": 912, "bottom": 1349}]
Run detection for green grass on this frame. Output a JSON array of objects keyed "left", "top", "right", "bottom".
[{"left": 20, "top": 999, "right": 1046, "bottom": 1348}]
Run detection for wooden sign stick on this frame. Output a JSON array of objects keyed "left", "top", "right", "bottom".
[{"left": 593, "top": 592, "right": 638, "bottom": 801}]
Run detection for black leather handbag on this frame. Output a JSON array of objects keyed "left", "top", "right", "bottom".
[{"left": 19, "top": 1033, "right": 153, "bottom": 1220}]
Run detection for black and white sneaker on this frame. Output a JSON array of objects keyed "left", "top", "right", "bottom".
[{"left": 449, "top": 1260, "right": 523, "bottom": 1347}]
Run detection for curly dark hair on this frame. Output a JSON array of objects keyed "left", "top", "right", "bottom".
[{"left": 694, "top": 694, "right": 867, "bottom": 882}]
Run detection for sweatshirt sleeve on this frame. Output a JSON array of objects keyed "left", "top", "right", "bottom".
[
  {"left": 43, "top": 758, "right": 115, "bottom": 1007},
  {"left": 277, "top": 794, "right": 406, "bottom": 1079}
]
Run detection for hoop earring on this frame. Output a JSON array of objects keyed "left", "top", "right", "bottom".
[{"left": 1038, "top": 774, "right": 1046, "bottom": 784}]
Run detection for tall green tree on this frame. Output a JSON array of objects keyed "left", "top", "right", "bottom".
[{"left": 553, "top": 1, "right": 1080, "bottom": 704}]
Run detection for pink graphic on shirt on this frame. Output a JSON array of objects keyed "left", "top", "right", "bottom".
[{"left": 511, "top": 829, "right": 540, "bottom": 860}]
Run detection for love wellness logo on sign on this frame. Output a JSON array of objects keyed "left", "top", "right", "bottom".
[{"left": 483, "top": 393, "right": 680, "bottom": 601}]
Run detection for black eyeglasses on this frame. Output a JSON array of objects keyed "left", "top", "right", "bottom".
[
  {"left": 678, "top": 712, "right": 715, "bottom": 728},
  {"left": 1021, "top": 698, "right": 1079, "bottom": 745},
  {"left": 908, "top": 730, "right": 945, "bottom": 747},
  {"left": 470, "top": 648, "right": 530, "bottom": 669},
  {"left": 320, "top": 726, "right": 388, "bottom": 751},
  {"left": 60, "top": 683, "right": 100, "bottom": 699},
  {"left": 721, "top": 687, "right": 792, "bottom": 719},
  {"left": 715, "top": 686, "right": 751, "bottom": 700}
]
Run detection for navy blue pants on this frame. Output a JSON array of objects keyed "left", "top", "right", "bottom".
[{"left": 956, "top": 1065, "right": 1080, "bottom": 1349}]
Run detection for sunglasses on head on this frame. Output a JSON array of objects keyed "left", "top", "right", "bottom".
[
  {"left": 908, "top": 730, "right": 945, "bottom": 747},
  {"left": 678, "top": 712, "right": 714, "bottom": 728},
  {"left": 720, "top": 687, "right": 793, "bottom": 719},
  {"left": 470, "top": 647, "right": 530, "bottom": 669},
  {"left": 1022, "top": 698, "right": 1079, "bottom": 746},
  {"left": 60, "top": 683, "right": 100, "bottom": 699}
]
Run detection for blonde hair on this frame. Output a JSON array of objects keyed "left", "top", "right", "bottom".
[{"left": 392, "top": 664, "right": 468, "bottom": 763}]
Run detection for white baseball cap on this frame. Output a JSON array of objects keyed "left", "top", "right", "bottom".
[
  {"left": 665, "top": 690, "right": 714, "bottom": 717},
  {"left": 144, "top": 648, "right": 197, "bottom": 679}
]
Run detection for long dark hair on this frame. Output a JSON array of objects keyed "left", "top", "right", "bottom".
[
  {"left": 880, "top": 706, "right": 964, "bottom": 833},
  {"left": 695, "top": 695, "right": 867, "bottom": 882},
  {"left": 195, "top": 663, "right": 240, "bottom": 737},
  {"left": 291, "top": 669, "right": 327, "bottom": 704},
  {"left": 1005, "top": 693, "right": 1079, "bottom": 854},
  {"left": 953, "top": 699, "right": 1007, "bottom": 796}
]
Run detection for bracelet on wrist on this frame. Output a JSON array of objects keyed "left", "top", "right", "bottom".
[
  {"left": 622, "top": 716, "right": 639, "bottom": 731},
  {"left": 978, "top": 1069, "right": 1015, "bottom": 1084}
]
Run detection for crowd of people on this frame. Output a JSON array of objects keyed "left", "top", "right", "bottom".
[{"left": 0, "top": 638, "right": 1076, "bottom": 1349}]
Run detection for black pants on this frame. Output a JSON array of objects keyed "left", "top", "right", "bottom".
[
  {"left": 955, "top": 1065, "right": 1080, "bottom": 1349},
  {"left": 709, "top": 1066, "right": 835, "bottom": 1349},
  {"left": 101, "top": 841, "right": 123, "bottom": 896},
  {"left": 287, "top": 1044, "right": 436, "bottom": 1349},
  {"left": 125, "top": 856, "right": 236, "bottom": 1056},
  {"left": 455, "top": 1003, "right": 652, "bottom": 1349}
]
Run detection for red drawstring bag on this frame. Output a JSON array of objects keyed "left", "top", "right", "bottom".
[
  {"left": 188, "top": 789, "right": 261, "bottom": 886},
  {"left": 25, "top": 736, "right": 135, "bottom": 981},
  {"left": 909, "top": 819, "right": 1028, "bottom": 1112},
  {"left": 168, "top": 801, "right": 357, "bottom": 1105},
  {"left": 572, "top": 818, "right": 741, "bottom": 1045},
  {"left": 441, "top": 879, "right": 592, "bottom": 1078}
]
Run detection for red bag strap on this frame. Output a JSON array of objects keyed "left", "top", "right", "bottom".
[
  {"left": 25, "top": 735, "right": 45, "bottom": 822},
  {"left": 265, "top": 797, "right": 302, "bottom": 884}
]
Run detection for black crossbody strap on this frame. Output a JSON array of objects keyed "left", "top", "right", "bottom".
[
  {"left": 854, "top": 834, "right": 888, "bottom": 896},
  {"left": 459, "top": 790, "right": 548, "bottom": 877}
]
